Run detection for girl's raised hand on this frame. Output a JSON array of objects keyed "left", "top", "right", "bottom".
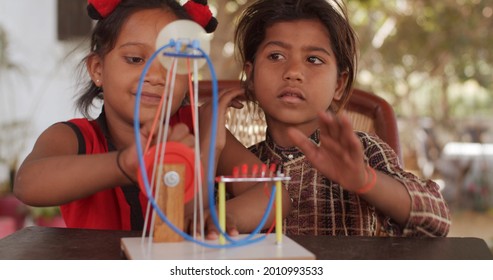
[
  {"left": 287, "top": 111, "right": 368, "bottom": 193},
  {"left": 198, "top": 87, "right": 245, "bottom": 155}
]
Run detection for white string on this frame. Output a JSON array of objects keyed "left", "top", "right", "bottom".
[
  {"left": 142, "top": 58, "right": 178, "bottom": 253},
  {"left": 141, "top": 67, "right": 174, "bottom": 245},
  {"left": 142, "top": 59, "right": 174, "bottom": 240},
  {"left": 192, "top": 57, "right": 205, "bottom": 240},
  {"left": 149, "top": 58, "right": 178, "bottom": 253}
]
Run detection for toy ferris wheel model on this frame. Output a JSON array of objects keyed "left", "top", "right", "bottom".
[{"left": 120, "top": 20, "right": 314, "bottom": 260}]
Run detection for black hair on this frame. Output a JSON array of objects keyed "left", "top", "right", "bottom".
[
  {"left": 235, "top": 0, "right": 358, "bottom": 113},
  {"left": 76, "top": 0, "right": 189, "bottom": 117}
]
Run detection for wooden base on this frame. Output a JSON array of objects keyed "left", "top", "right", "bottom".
[{"left": 121, "top": 234, "right": 315, "bottom": 260}]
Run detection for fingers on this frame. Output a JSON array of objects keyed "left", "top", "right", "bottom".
[
  {"left": 318, "top": 111, "right": 357, "bottom": 150},
  {"left": 338, "top": 112, "right": 364, "bottom": 155},
  {"left": 141, "top": 121, "right": 195, "bottom": 149},
  {"left": 287, "top": 127, "right": 318, "bottom": 159},
  {"left": 318, "top": 111, "right": 342, "bottom": 143},
  {"left": 167, "top": 123, "right": 195, "bottom": 148},
  {"left": 140, "top": 121, "right": 153, "bottom": 139},
  {"left": 202, "top": 212, "right": 239, "bottom": 240},
  {"left": 140, "top": 121, "right": 157, "bottom": 149},
  {"left": 216, "top": 87, "right": 246, "bottom": 112},
  {"left": 205, "top": 227, "right": 219, "bottom": 240},
  {"left": 225, "top": 222, "right": 239, "bottom": 237},
  {"left": 184, "top": 211, "right": 240, "bottom": 241},
  {"left": 201, "top": 87, "right": 244, "bottom": 108},
  {"left": 229, "top": 98, "right": 244, "bottom": 109},
  {"left": 204, "top": 215, "right": 221, "bottom": 240},
  {"left": 205, "top": 222, "right": 239, "bottom": 240},
  {"left": 199, "top": 87, "right": 245, "bottom": 153}
]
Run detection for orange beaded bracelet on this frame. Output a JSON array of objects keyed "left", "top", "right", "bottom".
[{"left": 355, "top": 166, "right": 377, "bottom": 194}]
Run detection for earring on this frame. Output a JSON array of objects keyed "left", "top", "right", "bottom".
[{"left": 95, "top": 79, "right": 100, "bottom": 86}]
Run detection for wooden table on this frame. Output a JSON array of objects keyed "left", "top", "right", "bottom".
[{"left": 0, "top": 226, "right": 491, "bottom": 260}]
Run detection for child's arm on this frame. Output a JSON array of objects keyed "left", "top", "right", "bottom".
[
  {"left": 288, "top": 112, "right": 412, "bottom": 225},
  {"left": 216, "top": 131, "right": 292, "bottom": 234},
  {"left": 288, "top": 111, "right": 450, "bottom": 236},
  {"left": 358, "top": 132, "right": 451, "bottom": 236},
  {"left": 14, "top": 122, "right": 195, "bottom": 207},
  {"left": 199, "top": 88, "right": 291, "bottom": 236},
  {"left": 14, "top": 123, "right": 130, "bottom": 206},
  {"left": 199, "top": 131, "right": 292, "bottom": 238}
]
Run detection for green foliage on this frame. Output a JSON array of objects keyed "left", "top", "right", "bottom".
[{"left": 349, "top": 0, "right": 493, "bottom": 125}]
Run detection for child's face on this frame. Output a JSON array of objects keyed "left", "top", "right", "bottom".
[
  {"left": 90, "top": 9, "right": 188, "bottom": 126},
  {"left": 246, "top": 19, "right": 347, "bottom": 134}
]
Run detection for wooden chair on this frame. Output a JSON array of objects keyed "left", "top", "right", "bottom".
[{"left": 196, "top": 80, "right": 402, "bottom": 161}]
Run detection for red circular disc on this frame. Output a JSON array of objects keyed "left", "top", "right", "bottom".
[{"left": 137, "top": 142, "right": 198, "bottom": 203}]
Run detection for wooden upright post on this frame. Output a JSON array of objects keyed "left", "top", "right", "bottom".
[{"left": 153, "top": 164, "right": 185, "bottom": 243}]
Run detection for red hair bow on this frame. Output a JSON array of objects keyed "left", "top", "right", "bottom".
[
  {"left": 86, "top": 0, "right": 218, "bottom": 33},
  {"left": 183, "top": 0, "right": 218, "bottom": 33},
  {"left": 87, "top": 0, "right": 121, "bottom": 20}
]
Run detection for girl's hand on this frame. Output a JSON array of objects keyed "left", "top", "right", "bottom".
[
  {"left": 198, "top": 87, "right": 245, "bottom": 155},
  {"left": 185, "top": 209, "right": 239, "bottom": 240},
  {"left": 166, "top": 123, "right": 195, "bottom": 148},
  {"left": 185, "top": 210, "right": 239, "bottom": 240},
  {"left": 287, "top": 111, "right": 368, "bottom": 192},
  {"left": 117, "top": 123, "right": 195, "bottom": 184}
]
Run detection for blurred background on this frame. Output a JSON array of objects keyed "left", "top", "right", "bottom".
[{"left": 1, "top": 0, "right": 492, "bottom": 248}]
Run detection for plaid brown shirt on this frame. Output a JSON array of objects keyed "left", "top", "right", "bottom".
[{"left": 249, "top": 130, "right": 451, "bottom": 237}]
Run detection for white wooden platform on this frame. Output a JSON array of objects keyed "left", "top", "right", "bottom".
[{"left": 121, "top": 234, "right": 315, "bottom": 260}]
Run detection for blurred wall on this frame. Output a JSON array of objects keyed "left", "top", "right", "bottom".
[{"left": 0, "top": 0, "right": 85, "bottom": 175}]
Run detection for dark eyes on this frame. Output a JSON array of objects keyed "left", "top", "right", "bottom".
[
  {"left": 267, "top": 53, "right": 324, "bottom": 65},
  {"left": 124, "top": 56, "right": 145, "bottom": 64},
  {"left": 268, "top": 53, "right": 284, "bottom": 61},
  {"left": 308, "top": 56, "right": 324, "bottom": 65}
]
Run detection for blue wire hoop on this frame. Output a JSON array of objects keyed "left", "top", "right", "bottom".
[{"left": 133, "top": 32, "right": 276, "bottom": 248}]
